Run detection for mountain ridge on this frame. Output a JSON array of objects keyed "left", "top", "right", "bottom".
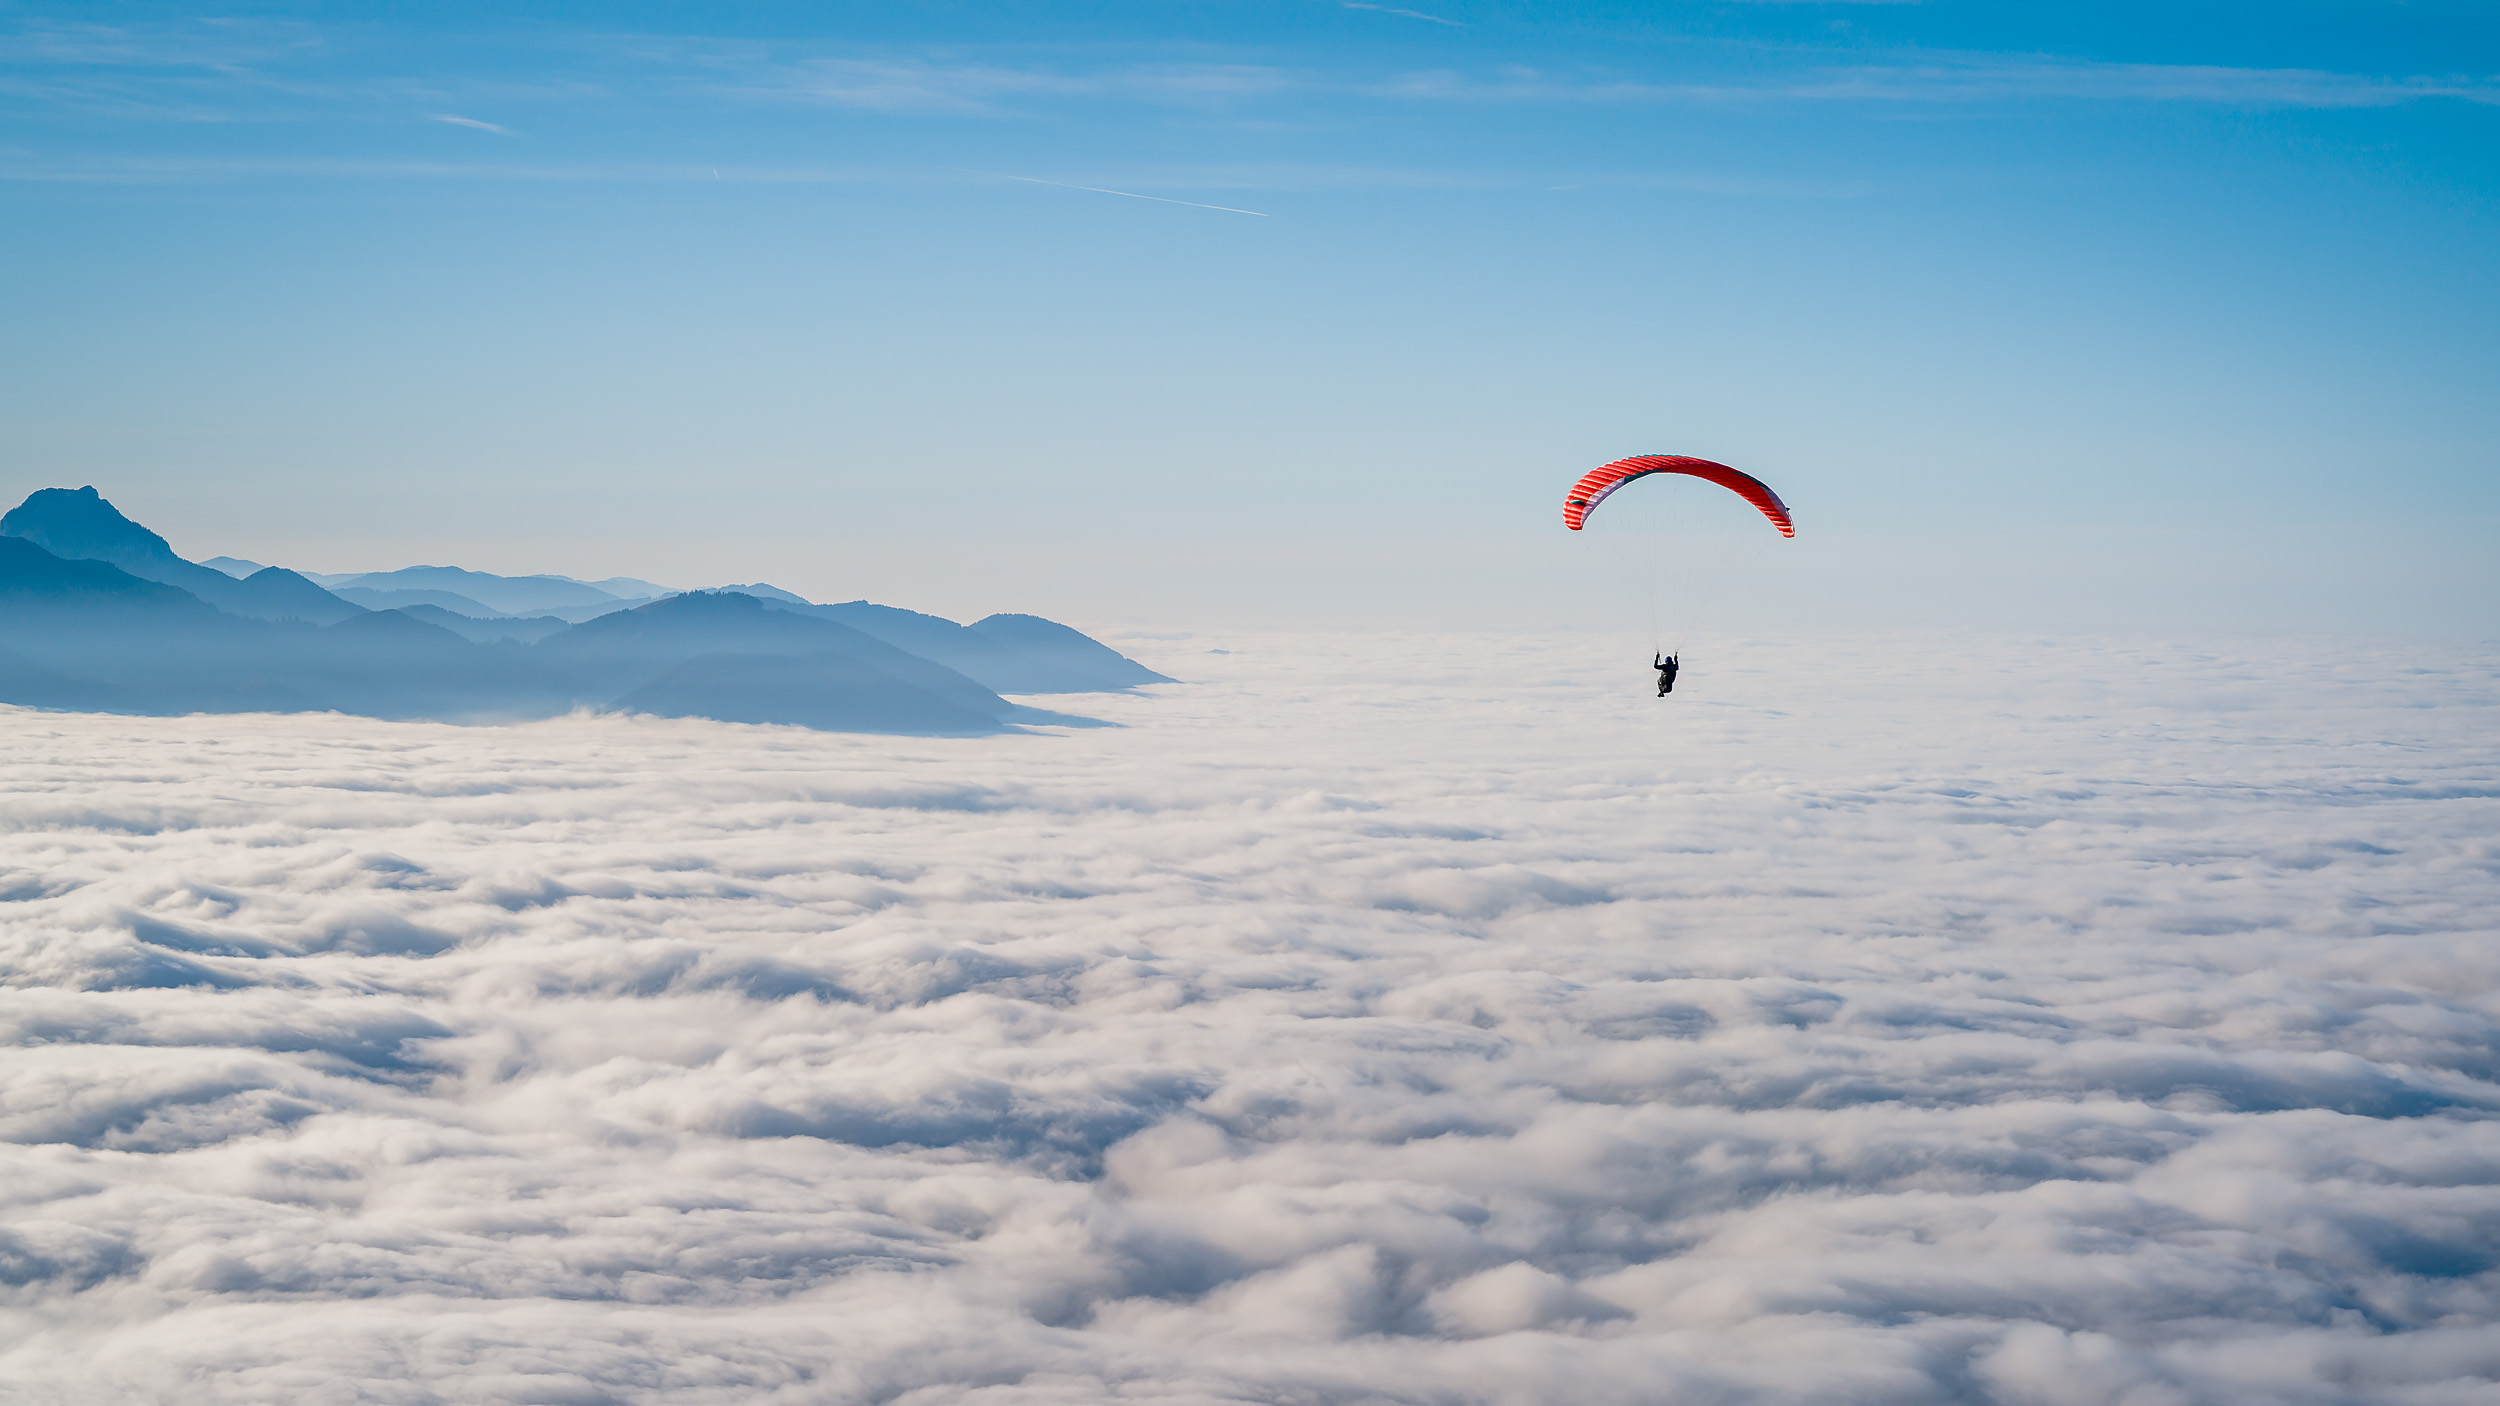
[
  {"left": 0, "top": 487, "right": 365, "bottom": 624},
  {"left": 0, "top": 488, "right": 1173, "bottom": 733}
]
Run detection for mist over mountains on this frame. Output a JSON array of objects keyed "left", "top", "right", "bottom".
[{"left": 0, "top": 488, "right": 1169, "bottom": 733}]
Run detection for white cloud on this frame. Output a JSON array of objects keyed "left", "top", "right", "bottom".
[
  {"left": 0, "top": 632, "right": 2494, "bottom": 1401},
  {"left": 719, "top": 57, "right": 1297, "bottom": 115},
  {"left": 1375, "top": 57, "right": 2500, "bottom": 109},
  {"left": 712, "top": 48, "right": 2500, "bottom": 119}
]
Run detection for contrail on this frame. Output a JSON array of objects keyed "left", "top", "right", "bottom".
[
  {"left": 1343, "top": 2, "right": 1467, "bottom": 26},
  {"left": 988, "top": 172, "right": 1269, "bottom": 217}
]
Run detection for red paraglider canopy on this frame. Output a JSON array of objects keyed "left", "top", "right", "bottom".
[{"left": 1563, "top": 456, "right": 1795, "bottom": 536}]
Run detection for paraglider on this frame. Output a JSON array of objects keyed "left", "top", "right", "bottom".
[
  {"left": 1564, "top": 455, "right": 1794, "bottom": 537},
  {"left": 1565, "top": 455, "right": 1793, "bottom": 696}
]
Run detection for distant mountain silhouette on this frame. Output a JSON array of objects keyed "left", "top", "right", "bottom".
[
  {"left": 0, "top": 537, "right": 314, "bottom": 713},
  {"left": 0, "top": 537, "right": 563, "bottom": 718},
  {"left": 399, "top": 603, "right": 571, "bottom": 644},
  {"left": 302, "top": 610, "right": 490, "bottom": 717},
  {"left": 582, "top": 576, "right": 674, "bottom": 600},
  {"left": 531, "top": 598, "right": 665, "bottom": 624},
  {"left": 714, "top": 582, "right": 811, "bottom": 605},
  {"left": 329, "top": 608, "right": 473, "bottom": 648},
  {"left": 336, "top": 585, "right": 508, "bottom": 617},
  {"left": 0, "top": 487, "right": 189, "bottom": 576},
  {"left": 203, "top": 556, "right": 265, "bottom": 579},
  {"left": 791, "top": 600, "right": 1038, "bottom": 689},
  {"left": 0, "top": 532, "right": 211, "bottom": 611},
  {"left": 970, "top": 613, "right": 1173, "bottom": 689},
  {"left": 0, "top": 489, "right": 1165, "bottom": 734},
  {"left": 0, "top": 487, "right": 365, "bottom": 624},
  {"left": 225, "top": 566, "right": 368, "bottom": 625},
  {"left": 616, "top": 651, "right": 1003, "bottom": 735},
  {"left": 544, "top": 591, "right": 1020, "bottom": 729},
  {"left": 335, "top": 566, "right": 646, "bottom": 616},
  {"left": 746, "top": 595, "right": 1173, "bottom": 694}
]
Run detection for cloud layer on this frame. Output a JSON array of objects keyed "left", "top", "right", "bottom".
[{"left": 0, "top": 632, "right": 2494, "bottom": 1403}]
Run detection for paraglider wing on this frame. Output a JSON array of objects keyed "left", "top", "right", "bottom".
[{"left": 1563, "top": 456, "right": 1795, "bottom": 536}]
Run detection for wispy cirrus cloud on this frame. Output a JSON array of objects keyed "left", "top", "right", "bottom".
[
  {"left": 729, "top": 56, "right": 1092, "bottom": 114},
  {"left": 0, "top": 15, "right": 325, "bottom": 70},
  {"left": 1375, "top": 55, "right": 2500, "bottom": 109},
  {"left": 714, "top": 48, "right": 2500, "bottom": 118},
  {"left": 5, "top": 10, "right": 2489, "bottom": 132},
  {"left": 0, "top": 152, "right": 907, "bottom": 185},
  {"left": 0, "top": 14, "right": 612, "bottom": 135},
  {"left": 713, "top": 56, "right": 1301, "bottom": 114},
  {"left": 0, "top": 148, "right": 1865, "bottom": 201}
]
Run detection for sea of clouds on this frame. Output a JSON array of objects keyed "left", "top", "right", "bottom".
[{"left": 0, "top": 631, "right": 2494, "bottom": 1405}]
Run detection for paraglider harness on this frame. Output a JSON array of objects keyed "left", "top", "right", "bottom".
[{"left": 1654, "top": 653, "right": 1678, "bottom": 696}]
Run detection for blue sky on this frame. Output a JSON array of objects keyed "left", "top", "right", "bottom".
[{"left": 1, "top": 1, "right": 2492, "bottom": 631}]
